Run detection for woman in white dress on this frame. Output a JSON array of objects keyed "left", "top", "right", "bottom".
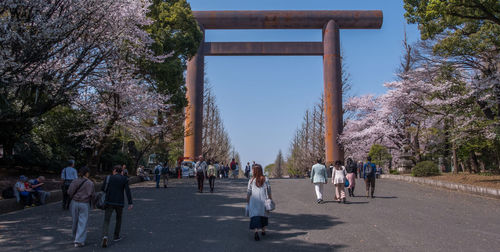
[
  {"left": 246, "top": 164, "right": 272, "bottom": 241},
  {"left": 331, "top": 160, "right": 347, "bottom": 204}
]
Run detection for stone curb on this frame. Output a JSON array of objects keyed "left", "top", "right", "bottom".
[
  {"left": 380, "top": 174, "right": 500, "bottom": 199},
  {"left": 0, "top": 176, "right": 141, "bottom": 215}
]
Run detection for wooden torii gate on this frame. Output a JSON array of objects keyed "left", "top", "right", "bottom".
[{"left": 184, "top": 10, "right": 383, "bottom": 165}]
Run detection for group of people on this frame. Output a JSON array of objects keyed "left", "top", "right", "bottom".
[
  {"left": 61, "top": 162, "right": 133, "bottom": 248},
  {"left": 192, "top": 156, "right": 246, "bottom": 193},
  {"left": 14, "top": 175, "right": 50, "bottom": 208},
  {"left": 311, "top": 156, "right": 378, "bottom": 204},
  {"left": 153, "top": 163, "right": 169, "bottom": 188}
]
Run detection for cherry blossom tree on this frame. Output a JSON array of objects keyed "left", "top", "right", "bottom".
[{"left": 0, "top": 0, "right": 158, "bottom": 158}]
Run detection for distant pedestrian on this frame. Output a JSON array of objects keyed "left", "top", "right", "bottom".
[
  {"left": 154, "top": 163, "right": 162, "bottom": 188},
  {"left": 61, "top": 160, "right": 78, "bottom": 210},
  {"left": 310, "top": 158, "right": 328, "bottom": 204},
  {"left": 246, "top": 164, "right": 272, "bottom": 241},
  {"left": 121, "top": 164, "right": 128, "bottom": 177},
  {"left": 357, "top": 161, "right": 363, "bottom": 179},
  {"left": 68, "top": 166, "right": 94, "bottom": 248},
  {"left": 345, "top": 158, "right": 357, "bottom": 197},
  {"left": 101, "top": 165, "right": 133, "bottom": 248},
  {"left": 234, "top": 162, "right": 240, "bottom": 178},
  {"left": 230, "top": 159, "right": 237, "bottom": 179},
  {"left": 245, "top": 162, "right": 251, "bottom": 179},
  {"left": 363, "top": 157, "right": 377, "bottom": 198},
  {"left": 195, "top": 156, "right": 207, "bottom": 193},
  {"left": 207, "top": 160, "right": 216, "bottom": 193},
  {"left": 161, "top": 163, "right": 169, "bottom": 188},
  {"left": 224, "top": 163, "right": 230, "bottom": 178},
  {"left": 332, "top": 160, "right": 347, "bottom": 204}
]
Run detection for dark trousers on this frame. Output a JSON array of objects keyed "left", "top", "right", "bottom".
[
  {"left": 102, "top": 205, "right": 123, "bottom": 239},
  {"left": 62, "top": 181, "right": 72, "bottom": 209},
  {"left": 20, "top": 193, "right": 32, "bottom": 206},
  {"left": 197, "top": 173, "right": 205, "bottom": 192},
  {"left": 364, "top": 176, "right": 376, "bottom": 195},
  {"left": 208, "top": 176, "right": 215, "bottom": 191}
]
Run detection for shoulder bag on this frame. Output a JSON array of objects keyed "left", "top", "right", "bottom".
[
  {"left": 69, "top": 179, "right": 87, "bottom": 203},
  {"left": 94, "top": 176, "right": 110, "bottom": 210}
]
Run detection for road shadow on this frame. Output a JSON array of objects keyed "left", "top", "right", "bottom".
[{"left": 0, "top": 178, "right": 347, "bottom": 252}]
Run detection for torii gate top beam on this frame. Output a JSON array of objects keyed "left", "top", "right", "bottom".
[{"left": 192, "top": 10, "right": 383, "bottom": 30}]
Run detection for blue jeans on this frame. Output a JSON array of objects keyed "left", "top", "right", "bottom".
[
  {"left": 71, "top": 201, "right": 89, "bottom": 244},
  {"left": 155, "top": 175, "right": 161, "bottom": 188}
]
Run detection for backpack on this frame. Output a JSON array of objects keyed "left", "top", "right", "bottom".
[
  {"left": 161, "top": 167, "right": 169, "bottom": 175},
  {"left": 365, "top": 163, "right": 374, "bottom": 177},
  {"left": 154, "top": 167, "right": 160, "bottom": 175}
]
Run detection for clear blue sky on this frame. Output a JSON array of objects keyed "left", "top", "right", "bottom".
[{"left": 187, "top": 0, "right": 421, "bottom": 167}]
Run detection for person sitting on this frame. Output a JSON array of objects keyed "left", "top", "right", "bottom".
[
  {"left": 30, "top": 176, "right": 50, "bottom": 205},
  {"left": 14, "top": 175, "right": 34, "bottom": 208}
]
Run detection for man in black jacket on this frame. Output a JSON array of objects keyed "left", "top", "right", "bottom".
[{"left": 101, "top": 165, "right": 133, "bottom": 248}]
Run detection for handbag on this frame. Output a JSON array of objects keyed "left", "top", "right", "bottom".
[
  {"left": 344, "top": 179, "right": 350, "bottom": 187},
  {"left": 94, "top": 176, "right": 110, "bottom": 210},
  {"left": 264, "top": 181, "right": 275, "bottom": 211}
]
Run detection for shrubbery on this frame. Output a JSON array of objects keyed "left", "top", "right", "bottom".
[
  {"left": 411, "top": 161, "right": 440, "bottom": 177},
  {"left": 389, "top": 170, "right": 400, "bottom": 175}
]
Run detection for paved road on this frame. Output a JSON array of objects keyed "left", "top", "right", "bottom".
[{"left": 1, "top": 177, "right": 500, "bottom": 252}]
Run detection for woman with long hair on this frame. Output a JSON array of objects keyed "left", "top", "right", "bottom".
[
  {"left": 246, "top": 164, "right": 272, "bottom": 241},
  {"left": 345, "top": 157, "right": 357, "bottom": 197},
  {"left": 331, "top": 160, "right": 347, "bottom": 203}
]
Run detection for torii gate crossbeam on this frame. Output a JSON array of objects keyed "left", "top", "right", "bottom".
[{"left": 185, "top": 10, "right": 383, "bottom": 166}]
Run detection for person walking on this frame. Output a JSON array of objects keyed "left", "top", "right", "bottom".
[
  {"left": 61, "top": 160, "right": 78, "bottom": 210},
  {"left": 246, "top": 164, "right": 272, "bottom": 241},
  {"left": 310, "top": 158, "right": 327, "bottom": 204},
  {"left": 68, "top": 166, "right": 95, "bottom": 248},
  {"left": 101, "top": 165, "right": 133, "bottom": 248},
  {"left": 195, "top": 156, "right": 207, "bottom": 193},
  {"left": 363, "top": 156, "right": 377, "bottom": 198},
  {"left": 245, "top": 162, "right": 251, "bottom": 179},
  {"left": 154, "top": 163, "right": 162, "bottom": 188},
  {"left": 230, "top": 159, "right": 236, "bottom": 179},
  {"left": 161, "top": 163, "right": 169, "bottom": 188},
  {"left": 345, "top": 158, "right": 357, "bottom": 197},
  {"left": 224, "top": 163, "right": 230, "bottom": 178},
  {"left": 357, "top": 161, "right": 364, "bottom": 179},
  {"left": 331, "top": 160, "right": 347, "bottom": 204},
  {"left": 207, "top": 160, "right": 216, "bottom": 193}
]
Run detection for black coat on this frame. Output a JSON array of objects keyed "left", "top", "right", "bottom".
[
  {"left": 101, "top": 174, "right": 133, "bottom": 207},
  {"left": 346, "top": 162, "right": 358, "bottom": 174}
]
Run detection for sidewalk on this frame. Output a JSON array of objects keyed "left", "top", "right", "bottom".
[{"left": 381, "top": 174, "right": 500, "bottom": 199}]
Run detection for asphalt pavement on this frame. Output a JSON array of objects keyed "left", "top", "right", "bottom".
[{"left": 1, "top": 177, "right": 499, "bottom": 252}]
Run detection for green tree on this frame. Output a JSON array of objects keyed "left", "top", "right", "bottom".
[
  {"left": 265, "top": 164, "right": 275, "bottom": 177},
  {"left": 143, "top": 0, "right": 203, "bottom": 109},
  {"left": 404, "top": 0, "right": 500, "bottom": 120},
  {"left": 274, "top": 150, "right": 285, "bottom": 178},
  {"left": 368, "top": 144, "right": 392, "bottom": 168}
]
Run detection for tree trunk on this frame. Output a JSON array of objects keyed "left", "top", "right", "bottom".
[
  {"left": 469, "top": 151, "right": 480, "bottom": 173},
  {"left": 452, "top": 141, "right": 459, "bottom": 174}
]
